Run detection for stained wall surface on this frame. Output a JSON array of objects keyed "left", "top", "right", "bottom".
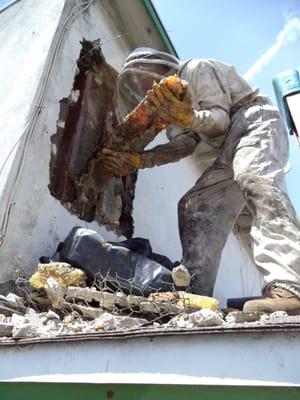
[{"left": 0, "top": 0, "right": 261, "bottom": 303}]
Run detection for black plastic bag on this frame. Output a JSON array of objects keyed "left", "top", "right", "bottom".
[
  {"left": 110, "top": 237, "right": 174, "bottom": 270},
  {"left": 59, "top": 227, "right": 174, "bottom": 296}
]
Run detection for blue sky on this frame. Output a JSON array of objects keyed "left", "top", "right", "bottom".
[{"left": 153, "top": 0, "right": 300, "bottom": 214}]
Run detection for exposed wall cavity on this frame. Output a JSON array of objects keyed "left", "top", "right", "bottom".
[{"left": 49, "top": 39, "right": 136, "bottom": 238}]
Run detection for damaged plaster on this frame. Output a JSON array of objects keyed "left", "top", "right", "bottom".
[{"left": 49, "top": 39, "right": 136, "bottom": 237}]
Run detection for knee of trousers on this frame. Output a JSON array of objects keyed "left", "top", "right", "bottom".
[{"left": 178, "top": 191, "right": 199, "bottom": 218}]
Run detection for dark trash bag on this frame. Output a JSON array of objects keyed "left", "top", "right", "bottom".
[
  {"left": 110, "top": 237, "right": 174, "bottom": 270},
  {"left": 59, "top": 227, "right": 174, "bottom": 296}
]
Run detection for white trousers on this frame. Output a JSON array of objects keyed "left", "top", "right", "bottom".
[{"left": 179, "top": 103, "right": 300, "bottom": 296}]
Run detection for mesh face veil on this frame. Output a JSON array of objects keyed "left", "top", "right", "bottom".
[{"left": 116, "top": 48, "right": 180, "bottom": 117}]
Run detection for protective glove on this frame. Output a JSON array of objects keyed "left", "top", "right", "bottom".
[
  {"left": 100, "top": 149, "right": 142, "bottom": 176},
  {"left": 147, "top": 81, "right": 194, "bottom": 128}
]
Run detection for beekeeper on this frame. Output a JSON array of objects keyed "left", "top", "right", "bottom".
[{"left": 101, "top": 48, "right": 300, "bottom": 314}]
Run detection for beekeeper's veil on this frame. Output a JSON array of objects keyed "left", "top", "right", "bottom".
[{"left": 116, "top": 47, "right": 180, "bottom": 117}]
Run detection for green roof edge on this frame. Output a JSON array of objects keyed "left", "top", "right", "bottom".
[{"left": 141, "top": 0, "right": 178, "bottom": 57}]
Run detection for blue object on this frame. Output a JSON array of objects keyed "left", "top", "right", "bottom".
[{"left": 273, "top": 69, "right": 300, "bottom": 135}]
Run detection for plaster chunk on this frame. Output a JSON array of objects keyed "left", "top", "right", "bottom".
[
  {"left": 44, "top": 277, "right": 66, "bottom": 308},
  {"left": 94, "top": 313, "right": 116, "bottom": 331},
  {"left": 70, "top": 303, "right": 104, "bottom": 319},
  {"left": 139, "top": 301, "right": 161, "bottom": 314},
  {"left": 169, "top": 309, "right": 224, "bottom": 328},
  {"left": 6, "top": 293, "right": 25, "bottom": 307},
  {"left": 44, "top": 310, "right": 60, "bottom": 321},
  {"left": 114, "top": 292, "right": 128, "bottom": 308},
  {"left": 169, "top": 313, "right": 194, "bottom": 329},
  {"left": 0, "top": 322, "right": 13, "bottom": 337},
  {"left": 0, "top": 314, "right": 7, "bottom": 323},
  {"left": 260, "top": 311, "right": 295, "bottom": 324},
  {"left": 190, "top": 309, "right": 224, "bottom": 327},
  {"left": 226, "top": 311, "right": 263, "bottom": 324},
  {"left": 114, "top": 316, "right": 147, "bottom": 330},
  {"left": 94, "top": 313, "right": 147, "bottom": 331},
  {"left": 12, "top": 323, "right": 38, "bottom": 338},
  {"left": 11, "top": 313, "right": 27, "bottom": 325}
]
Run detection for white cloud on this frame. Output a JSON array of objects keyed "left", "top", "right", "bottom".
[{"left": 244, "top": 17, "right": 300, "bottom": 81}]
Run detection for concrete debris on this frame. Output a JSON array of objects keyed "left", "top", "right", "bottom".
[
  {"left": 94, "top": 313, "right": 116, "bottom": 331},
  {"left": 12, "top": 323, "right": 39, "bottom": 339},
  {"left": 259, "top": 311, "right": 300, "bottom": 324},
  {"left": 69, "top": 303, "right": 104, "bottom": 319},
  {"left": 66, "top": 287, "right": 182, "bottom": 315},
  {"left": 168, "top": 313, "right": 195, "bottom": 329},
  {"left": 11, "top": 313, "right": 27, "bottom": 326},
  {"left": 261, "top": 311, "right": 288, "bottom": 321},
  {"left": 44, "top": 277, "right": 66, "bottom": 308},
  {"left": 29, "top": 262, "right": 86, "bottom": 290},
  {"left": 94, "top": 313, "right": 148, "bottom": 331},
  {"left": 1, "top": 297, "right": 300, "bottom": 339},
  {"left": 169, "top": 309, "right": 224, "bottom": 329},
  {"left": 1, "top": 258, "right": 300, "bottom": 340},
  {"left": 44, "top": 310, "right": 60, "bottom": 321},
  {"left": 190, "top": 309, "right": 225, "bottom": 327},
  {"left": 66, "top": 287, "right": 115, "bottom": 310},
  {"left": 171, "top": 265, "right": 191, "bottom": 287},
  {"left": 0, "top": 294, "right": 27, "bottom": 316},
  {"left": 0, "top": 314, "right": 6, "bottom": 323},
  {"left": 226, "top": 311, "right": 263, "bottom": 324},
  {"left": 0, "top": 322, "right": 13, "bottom": 337},
  {"left": 5, "top": 293, "right": 25, "bottom": 307},
  {"left": 114, "top": 315, "right": 147, "bottom": 330}
]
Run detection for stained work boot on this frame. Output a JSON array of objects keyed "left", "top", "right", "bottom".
[{"left": 243, "top": 287, "right": 300, "bottom": 315}]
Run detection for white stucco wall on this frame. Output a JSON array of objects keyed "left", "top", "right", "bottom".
[
  {"left": 1, "top": 332, "right": 299, "bottom": 385},
  {"left": 0, "top": 0, "right": 133, "bottom": 281},
  {"left": 0, "top": 0, "right": 261, "bottom": 303}
]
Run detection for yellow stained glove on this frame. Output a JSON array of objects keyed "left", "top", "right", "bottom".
[
  {"left": 100, "top": 149, "right": 142, "bottom": 176},
  {"left": 147, "top": 82, "right": 194, "bottom": 128}
]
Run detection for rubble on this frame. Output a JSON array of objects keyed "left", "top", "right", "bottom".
[
  {"left": 0, "top": 322, "right": 13, "bottom": 337},
  {"left": 12, "top": 323, "right": 39, "bottom": 339},
  {"left": 169, "top": 309, "right": 224, "bottom": 329},
  {"left": 171, "top": 265, "right": 191, "bottom": 287},
  {"left": 260, "top": 311, "right": 300, "bottom": 324},
  {"left": 0, "top": 259, "right": 299, "bottom": 341},
  {"left": 93, "top": 313, "right": 147, "bottom": 331},
  {"left": 190, "top": 309, "right": 225, "bottom": 327},
  {"left": 0, "top": 294, "right": 27, "bottom": 316},
  {"left": 226, "top": 311, "right": 263, "bottom": 324}
]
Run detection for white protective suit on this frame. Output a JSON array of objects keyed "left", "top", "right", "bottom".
[{"left": 117, "top": 49, "right": 300, "bottom": 297}]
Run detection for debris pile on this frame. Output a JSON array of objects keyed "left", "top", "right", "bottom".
[
  {"left": 1, "top": 228, "right": 300, "bottom": 341},
  {"left": 1, "top": 261, "right": 300, "bottom": 341}
]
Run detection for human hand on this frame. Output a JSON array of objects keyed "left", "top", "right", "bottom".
[
  {"left": 100, "top": 149, "right": 142, "bottom": 176},
  {"left": 147, "top": 81, "right": 194, "bottom": 128}
]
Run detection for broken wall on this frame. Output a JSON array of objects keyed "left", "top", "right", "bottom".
[
  {"left": 49, "top": 39, "right": 136, "bottom": 237},
  {"left": 0, "top": 0, "right": 262, "bottom": 305},
  {"left": 0, "top": 0, "right": 139, "bottom": 281}
]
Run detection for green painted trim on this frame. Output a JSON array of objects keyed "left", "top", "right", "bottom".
[
  {"left": 141, "top": 0, "right": 178, "bottom": 56},
  {"left": 1, "top": 383, "right": 300, "bottom": 400}
]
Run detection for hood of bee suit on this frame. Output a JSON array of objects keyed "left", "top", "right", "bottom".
[{"left": 116, "top": 47, "right": 181, "bottom": 117}]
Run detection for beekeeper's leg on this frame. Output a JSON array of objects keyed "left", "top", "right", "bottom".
[
  {"left": 231, "top": 105, "right": 300, "bottom": 312},
  {"left": 178, "top": 161, "right": 245, "bottom": 296}
]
